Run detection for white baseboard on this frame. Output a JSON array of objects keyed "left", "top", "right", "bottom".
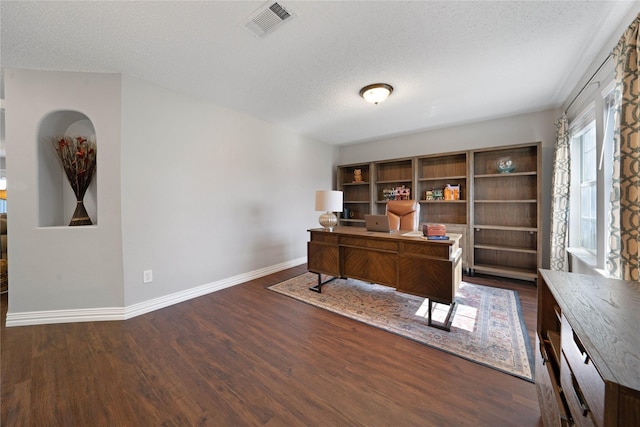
[{"left": 5, "top": 257, "right": 306, "bottom": 327}]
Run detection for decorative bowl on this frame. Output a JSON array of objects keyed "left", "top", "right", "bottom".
[{"left": 496, "top": 157, "right": 515, "bottom": 173}]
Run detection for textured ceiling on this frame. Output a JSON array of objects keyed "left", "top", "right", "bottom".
[{"left": 1, "top": 1, "right": 637, "bottom": 145}]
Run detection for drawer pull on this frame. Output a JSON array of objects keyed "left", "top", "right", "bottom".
[
  {"left": 539, "top": 342, "right": 549, "bottom": 365},
  {"left": 571, "top": 372, "right": 590, "bottom": 417},
  {"left": 573, "top": 331, "right": 591, "bottom": 364}
]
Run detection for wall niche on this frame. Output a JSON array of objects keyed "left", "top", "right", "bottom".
[{"left": 38, "top": 110, "right": 98, "bottom": 227}]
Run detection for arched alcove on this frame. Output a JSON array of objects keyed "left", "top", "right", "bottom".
[{"left": 38, "top": 110, "right": 98, "bottom": 227}]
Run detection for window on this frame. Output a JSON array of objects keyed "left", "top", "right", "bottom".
[
  {"left": 568, "top": 85, "right": 617, "bottom": 273},
  {"left": 571, "top": 114, "right": 597, "bottom": 253},
  {"left": 579, "top": 124, "right": 597, "bottom": 251}
]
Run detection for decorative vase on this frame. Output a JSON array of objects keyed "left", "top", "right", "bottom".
[
  {"left": 49, "top": 135, "right": 97, "bottom": 227},
  {"left": 70, "top": 199, "right": 92, "bottom": 226},
  {"left": 496, "top": 157, "right": 515, "bottom": 173}
]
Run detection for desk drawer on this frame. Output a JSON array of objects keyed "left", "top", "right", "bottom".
[
  {"left": 561, "top": 316, "right": 604, "bottom": 426},
  {"left": 535, "top": 335, "right": 571, "bottom": 427},
  {"left": 401, "top": 241, "right": 450, "bottom": 258},
  {"left": 342, "top": 246, "right": 397, "bottom": 287},
  {"left": 560, "top": 353, "right": 597, "bottom": 427},
  {"left": 399, "top": 255, "right": 455, "bottom": 302},
  {"left": 340, "top": 236, "right": 398, "bottom": 251},
  {"left": 307, "top": 242, "right": 340, "bottom": 276},
  {"left": 310, "top": 232, "right": 339, "bottom": 244}
]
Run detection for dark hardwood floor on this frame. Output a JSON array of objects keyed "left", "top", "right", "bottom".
[{"left": 1, "top": 265, "right": 542, "bottom": 426}]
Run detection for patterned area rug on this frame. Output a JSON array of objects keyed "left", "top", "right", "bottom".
[{"left": 269, "top": 273, "right": 534, "bottom": 382}]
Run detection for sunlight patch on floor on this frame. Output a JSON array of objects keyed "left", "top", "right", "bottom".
[{"left": 415, "top": 299, "right": 478, "bottom": 332}]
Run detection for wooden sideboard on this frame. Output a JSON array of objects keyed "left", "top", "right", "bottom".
[
  {"left": 536, "top": 269, "right": 640, "bottom": 426},
  {"left": 307, "top": 227, "right": 462, "bottom": 330}
]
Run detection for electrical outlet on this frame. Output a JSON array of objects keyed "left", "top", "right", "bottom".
[{"left": 143, "top": 270, "right": 153, "bottom": 283}]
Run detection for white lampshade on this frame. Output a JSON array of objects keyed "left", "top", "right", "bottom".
[
  {"left": 315, "top": 190, "right": 343, "bottom": 231},
  {"left": 315, "top": 190, "right": 343, "bottom": 212}
]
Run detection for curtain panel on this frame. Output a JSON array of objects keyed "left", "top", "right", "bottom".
[
  {"left": 608, "top": 13, "right": 640, "bottom": 280},
  {"left": 550, "top": 115, "right": 571, "bottom": 271}
]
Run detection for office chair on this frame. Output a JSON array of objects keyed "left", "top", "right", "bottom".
[{"left": 386, "top": 199, "right": 420, "bottom": 231}]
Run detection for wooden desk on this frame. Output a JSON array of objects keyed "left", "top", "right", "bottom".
[{"left": 307, "top": 227, "right": 462, "bottom": 330}]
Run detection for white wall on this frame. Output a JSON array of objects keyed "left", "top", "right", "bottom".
[
  {"left": 4, "top": 69, "right": 125, "bottom": 312},
  {"left": 4, "top": 69, "right": 336, "bottom": 322},
  {"left": 338, "top": 108, "right": 559, "bottom": 269},
  {"left": 120, "top": 76, "right": 334, "bottom": 306},
  {"left": 338, "top": 109, "right": 557, "bottom": 163}
]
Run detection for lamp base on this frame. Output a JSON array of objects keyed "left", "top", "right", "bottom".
[{"left": 319, "top": 211, "right": 338, "bottom": 231}]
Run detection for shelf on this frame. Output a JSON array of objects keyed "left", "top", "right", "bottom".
[
  {"left": 344, "top": 200, "right": 370, "bottom": 204},
  {"left": 338, "top": 163, "right": 371, "bottom": 186},
  {"left": 376, "top": 159, "right": 413, "bottom": 183},
  {"left": 342, "top": 181, "right": 370, "bottom": 186},
  {"left": 376, "top": 179, "right": 412, "bottom": 184},
  {"left": 546, "top": 331, "right": 562, "bottom": 366},
  {"left": 419, "top": 175, "right": 466, "bottom": 182},
  {"left": 421, "top": 221, "right": 467, "bottom": 227},
  {"left": 420, "top": 199, "right": 466, "bottom": 204},
  {"left": 474, "top": 244, "right": 537, "bottom": 254},
  {"left": 474, "top": 199, "right": 536, "bottom": 203},
  {"left": 472, "top": 263, "right": 537, "bottom": 280},
  {"left": 376, "top": 200, "right": 413, "bottom": 204},
  {"left": 417, "top": 152, "right": 467, "bottom": 180},
  {"left": 474, "top": 171, "right": 537, "bottom": 179},
  {"left": 473, "top": 225, "right": 537, "bottom": 232}
]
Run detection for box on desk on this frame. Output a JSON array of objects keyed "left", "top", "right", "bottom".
[{"left": 423, "top": 223, "right": 447, "bottom": 237}]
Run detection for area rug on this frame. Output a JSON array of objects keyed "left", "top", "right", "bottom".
[{"left": 269, "top": 273, "right": 534, "bottom": 382}]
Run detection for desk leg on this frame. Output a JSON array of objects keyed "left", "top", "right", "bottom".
[
  {"left": 428, "top": 300, "right": 456, "bottom": 332},
  {"left": 309, "top": 273, "right": 338, "bottom": 293}
]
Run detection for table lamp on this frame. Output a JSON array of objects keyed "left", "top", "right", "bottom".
[{"left": 315, "top": 190, "right": 343, "bottom": 231}]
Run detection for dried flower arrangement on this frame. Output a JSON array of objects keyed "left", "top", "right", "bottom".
[{"left": 50, "top": 136, "right": 97, "bottom": 226}]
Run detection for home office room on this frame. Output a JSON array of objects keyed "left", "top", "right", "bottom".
[{"left": 1, "top": 1, "right": 639, "bottom": 426}]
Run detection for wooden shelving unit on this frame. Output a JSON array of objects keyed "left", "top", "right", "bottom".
[
  {"left": 471, "top": 143, "right": 541, "bottom": 281},
  {"left": 417, "top": 152, "right": 469, "bottom": 268},
  {"left": 373, "top": 158, "right": 414, "bottom": 215},
  {"left": 335, "top": 141, "right": 541, "bottom": 280},
  {"left": 337, "top": 162, "right": 372, "bottom": 227}
]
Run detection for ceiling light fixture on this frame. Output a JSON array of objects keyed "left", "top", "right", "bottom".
[{"left": 359, "top": 83, "right": 393, "bottom": 105}]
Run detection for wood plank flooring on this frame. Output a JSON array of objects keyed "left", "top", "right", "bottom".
[{"left": 1, "top": 265, "right": 542, "bottom": 426}]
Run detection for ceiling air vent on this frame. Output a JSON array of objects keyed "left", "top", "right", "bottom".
[{"left": 244, "top": 2, "right": 294, "bottom": 38}]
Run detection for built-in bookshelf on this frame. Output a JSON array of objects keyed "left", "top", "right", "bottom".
[
  {"left": 416, "top": 152, "right": 469, "bottom": 268},
  {"left": 337, "top": 162, "right": 372, "bottom": 227},
  {"left": 335, "top": 142, "right": 541, "bottom": 280},
  {"left": 471, "top": 143, "right": 541, "bottom": 281},
  {"left": 374, "top": 158, "right": 414, "bottom": 215}
]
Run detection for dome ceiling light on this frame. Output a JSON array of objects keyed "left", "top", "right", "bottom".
[{"left": 359, "top": 83, "right": 393, "bottom": 105}]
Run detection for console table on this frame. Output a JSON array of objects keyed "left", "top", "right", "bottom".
[
  {"left": 307, "top": 227, "right": 462, "bottom": 330},
  {"left": 536, "top": 269, "right": 640, "bottom": 426}
]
